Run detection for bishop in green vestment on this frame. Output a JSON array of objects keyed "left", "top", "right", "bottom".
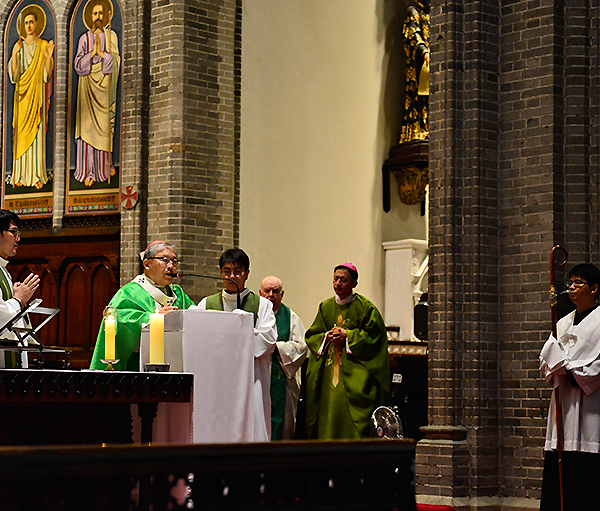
[
  {"left": 305, "top": 263, "right": 390, "bottom": 439},
  {"left": 90, "top": 242, "right": 194, "bottom": 371}
]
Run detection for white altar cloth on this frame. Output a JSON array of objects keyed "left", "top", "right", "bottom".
[{"left": 140, "top": 308, "right": 255, "bottom": 443}]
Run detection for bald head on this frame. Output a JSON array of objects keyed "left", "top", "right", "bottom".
[{"left": 260, "top": 276, "right": 284, "bottom": 311}]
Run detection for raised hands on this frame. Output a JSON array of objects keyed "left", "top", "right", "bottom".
[{"left": 13, "top": 273, "right": 40, "bottom": 307}]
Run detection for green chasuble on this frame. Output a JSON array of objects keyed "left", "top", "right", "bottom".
[
  {"left": 90, "top": 279, "right": 195, "bottom": 371},
  {"left": 204, "top": 291, "right": 260, "bottom": 325},
  {"left": 305, "top": 294, "right": 390, "bottom": 440},
  {"left": 270, "top": 303, "right": 291, "bottom": 440}
]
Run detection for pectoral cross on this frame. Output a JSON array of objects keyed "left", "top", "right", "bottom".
[{"left": 332, "top": 314, "right": 343, "bottom": 387}]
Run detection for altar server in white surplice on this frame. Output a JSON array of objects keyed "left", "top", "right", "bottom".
[{"left": 540, "top": 263, "right": 600, "bottom": 511}]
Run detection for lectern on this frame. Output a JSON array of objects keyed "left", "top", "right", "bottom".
[{"left": 141, "top": 308, "right": 255, "bottom": 443}]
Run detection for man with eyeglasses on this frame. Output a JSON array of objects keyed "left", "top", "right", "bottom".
[
  {"left": 259, "top": 276, "right": 308, "bottom": 440},
  {"left": 90, "top": 241, "right": 194, "bottom": 371},
  {"left": 540, "top": 263, "right": 600, "bottom": 510},
  {"left": 195, "top": 248, "right": 277, "bottom": 441},
  {"left": 0, "top": 210, "right": 40, "bottom": 368}
]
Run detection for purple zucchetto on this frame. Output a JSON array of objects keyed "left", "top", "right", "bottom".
[{"left": 334, "top": 263, "right": 358, "bottom": 282}]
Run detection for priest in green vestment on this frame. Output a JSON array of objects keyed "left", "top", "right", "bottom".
[
  {"left": 0, "top": 210, "right": 40, "bottom": 368},
  {"left": 260, "top": 276, "right": 308, "bottom": 440},
  {"left": 305, "top": 263, "right": 390, "bottom": 439},
  {"left": 90, "top": 241, "right": 194, "bottom": 371}
]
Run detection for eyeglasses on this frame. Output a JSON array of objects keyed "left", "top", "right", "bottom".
[
  {"left": 6, "top": 229, "right": 20, "bottom": 240},
  {"left": 220, "top": 268, "right": 245, "bottom": 278},
  {"left": 149, "top": 256, "right": 179, "bottom": 266},
  {"left": 566, "top": 279, "right": 588, "bottom": 289}
]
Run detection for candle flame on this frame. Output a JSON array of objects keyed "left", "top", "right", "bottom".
[{"left": 103, "top": 305, "right": 116, "bottom": 321}]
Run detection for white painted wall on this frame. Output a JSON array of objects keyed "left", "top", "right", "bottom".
[{"left": 240, "top": 0, "right": 426, "bottom": 326}]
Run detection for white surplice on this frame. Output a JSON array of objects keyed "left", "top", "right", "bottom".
[{"left": 540, "top": 307, "right": 600, "bottom": 453}]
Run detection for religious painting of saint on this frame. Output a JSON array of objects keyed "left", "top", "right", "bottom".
[
  {"left": 2, "top": 0, "right": 55, "bottom": 217},
  {"left": 67, "top": 0, "right": 122, "bottom": 215}
]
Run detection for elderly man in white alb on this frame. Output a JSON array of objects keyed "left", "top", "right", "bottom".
[
  {"left": 0, "top": 210, "right": 40, "bottom": 368},
  {"left": 260, "top": 276, "right": 308, "bottom": 440}
]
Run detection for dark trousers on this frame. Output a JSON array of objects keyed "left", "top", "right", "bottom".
[{"left": 540, "top": 450, "right": 600, "bottom": 511}]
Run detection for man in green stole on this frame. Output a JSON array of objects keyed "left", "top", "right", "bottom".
[
  {"left": 260, "top": 276, "right": 308, "bottom": 440},
  {"left": 0, "top": 210, "right": 41, "bottom": 368},
  {"left": 90, "top": 241, "right": 194, "bottom": 371},
  {"left": 195, "top": 248, "right": 277, "bottom": 442},
  {"left": 305, "top": 263, "right": 390, "bottom": 439}
]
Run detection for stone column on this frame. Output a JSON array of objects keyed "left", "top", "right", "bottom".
[
  {"left": 120, "top": 0, "right": 241, "bottom": 299},
  {"left": 422, "top": 0, "right": 600, "bottom": 508}
]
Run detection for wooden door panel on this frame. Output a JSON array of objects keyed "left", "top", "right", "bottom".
[
  {"left": 9, "top": 233, "right": 119, "bottom": 368},
  {"left": 38, "top": 268, "right": 60, "bottom": 346},
  {"left": 90, "top": 264, "right": 116, "bottom": 349},
  {"left": 61, "top": 264, "right": 89, "bottom": 349}
]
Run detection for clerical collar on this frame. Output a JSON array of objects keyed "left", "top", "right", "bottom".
[
  {"left": 336, "top": 292, "right": 356, "bottom": 305},
  {"left": 574, "top": 306, "right": 597, "bottom": 326},
  {"left": 222, "top": 288, "right": 250, "bottom": 302},
  {"left": 144, "top": 275, "right": 171, "bottom": 295}
]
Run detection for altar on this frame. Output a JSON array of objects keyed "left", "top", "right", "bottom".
[
  {"left": 0, "top": 308, "right": 257, "bottom": 447},
  {"left": 140, "top": 308, "right": 256, "bottom": 444},
  {"left": 0, "top": 369, "right": 193, "bottom": 446}
]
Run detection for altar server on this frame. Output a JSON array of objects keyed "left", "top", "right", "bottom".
[{"left": 540, "top": 263, "right": 600, "bottom": 510}]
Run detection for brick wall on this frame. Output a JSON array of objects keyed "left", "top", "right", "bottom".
[
  {"left": 423, "top": 0, "right": 600, "bottom": 505},
  {"left": 120, "top": 0, "right": 241, "bottom": 300}
]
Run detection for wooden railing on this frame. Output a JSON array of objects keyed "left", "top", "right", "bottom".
[{"left": 0, "top": 440, "right": 417, "bottom": 511}]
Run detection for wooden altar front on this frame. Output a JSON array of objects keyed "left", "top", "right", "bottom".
[{"left": 0, "top": 369, "right": 193, "bottom": 446}]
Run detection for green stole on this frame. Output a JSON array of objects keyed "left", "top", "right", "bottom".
[
  {"left": 0, "top": 268, "right": 18, "bottom": 368},
  {"left": 270, "top": 303, "right": 290, "bottom": 440},
  {"left": 205, "top": 291, "right": 260, "bottom": 326}
]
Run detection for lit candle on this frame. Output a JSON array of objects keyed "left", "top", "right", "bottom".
[
  {"left": 104, "top": 317, "right": 116, "bottom": 360},
  {"left": 149, "top": 310, "right": 164, "bottom": 364}
]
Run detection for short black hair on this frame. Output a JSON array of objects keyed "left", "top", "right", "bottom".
[
  {"left": 0, "top": 210, "right": 20, "bottom": 233},
  {"left": 569, "top": 263, "right": 600, "bottom": 289},
  {"left": 334, "top": 264, "right": 358, "bottom": 283},
  {"left": 219, "top": 248, "right": 250, "bottom": 271}
]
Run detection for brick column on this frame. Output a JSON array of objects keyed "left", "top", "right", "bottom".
[
  {"left": 415, "top": 426, "right": 469, "bottom": 500},
  {"left": 423, "top": 0, "right": 600, "bottom": 507},
  {"left": 120, "top": 0, "right": 152, "bottom": 283},
  {"left": 423, "top": 0, "right": 502, "bottom": 501},
  {"left": 120, "top": 0, "right": 241, "bottom": 299}
]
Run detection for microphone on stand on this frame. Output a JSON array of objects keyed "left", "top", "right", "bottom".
[{"left": 173, "top": 272, "right": 241, "bottom": 310}]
